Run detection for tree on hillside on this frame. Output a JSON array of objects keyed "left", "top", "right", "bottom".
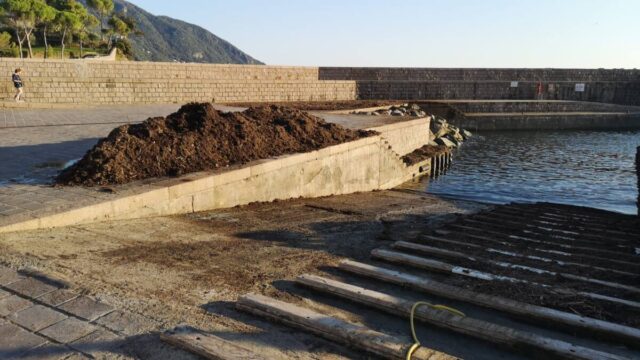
[
  {"left": 105, "top": 11, "right": 140, "bottom": 58},
  {"left": 0, "top": 31, "right": 18, "bottom": 57},
  {"left": 36, "top": 1, "right": 57, "bottom": 58},
  {"left": 77, "top": 9, "right": 98, "bottom": 57},
  {"left": 50, "top": 0, "right": 96, "bottom": 58},
  {"left": 0, "top": 0, "right": 37, "bottom": 58},
  {"left": 86, "top": 0, "right": 113, "bottom": 41},
  {"left": 53, "top": 10, "right": 81, "bottom": 58}
]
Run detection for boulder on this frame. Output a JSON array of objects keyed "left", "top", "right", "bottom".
[
  {"left": 435, "top": 137, "right": 458, "bottom": 148},
  {"left": 462, "top": 129, "right": 473, "bottom": 139},
  {"left": 410, "top": 104, "right": 421, "bottom": 111},
  {"left": 446, "top": 133, "right": 462, "bottom": 146},
  {"left": 391, "top": 110, "right": 404, "bottom": 116}
]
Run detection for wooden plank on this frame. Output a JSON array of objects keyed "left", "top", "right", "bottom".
[
  {"left": 160, "top": 326, "right": 267, "bottom": 360},
  {"left": 468, "top": 215, "right": 639, "bottom": 252},
  {"left": 371, "top": 249, "right": 640, "bottom": 310},
  {"left": 296, "top": 274, "right": 629, "bottom": 360},
  {"left": 339, "top": 260, "right": 640, "bottom": 348},
  {"left": 494, "top": 208, "right": 640, "bottom": 237},
  {"left": 445, "top": 224, "right": 640, "bottom": 269},
  {"left": 420, "top": 234, "right": 637, "bottom": 278},
  {"left": 392, "top": 241, "right": 640, "bottom": 295},
  {"left": 236, "top": 294, "right": 455, "bottom": 360},
  {"left": 485, "top": 209, "right": 640, "bottom": 241}
]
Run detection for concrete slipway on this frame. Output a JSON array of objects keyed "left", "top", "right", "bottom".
[{"left": 0, "top": 111, "right": 433, "bottom": 234}]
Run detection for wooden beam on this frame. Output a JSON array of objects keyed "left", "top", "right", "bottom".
[
  {"left": 160, "top": 326, "right": 268, "bottom": 360},
  {"left": 339, "top": 260, "right": 640, "bottom": 347},
  {"left": 296, "top": 274, "right": 628, "bottom": 360},
  {"left": 481, "top": 210, "right": 640, "bottom": 241},
  {"left": 444, "top": 225, "right": 640, "bottom": 269},
  {"left": 493, "top": 208, "right": 640, "bottom": 237},
  {"left": 371, "top": 249, "right": 640, "bottom": 310},
  {"left": 236, "top": 294, "right": 455, "bottom": 360},
  {"left": 419, "top": 234, "right": 637, "bottom": 278},
  {"left": 392, "top": 241, "right": 640, "bottom": 295},
  {"left": 466, "top": 216, "right": 639, "bottom": 254}
]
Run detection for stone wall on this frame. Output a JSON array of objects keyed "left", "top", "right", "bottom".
[
  {"left": 2, "top": 58, "right": 640, "bottom": 106},
  {"left": 0, "top": 58, "right": 356, "bottom": 104},
  {"left": 321, "top": 68, "right": 640, "bottom": 106}
]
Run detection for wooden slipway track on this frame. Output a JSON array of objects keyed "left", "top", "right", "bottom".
[{"left": 164, "top": 202, "right": 640, "bottom": 360}]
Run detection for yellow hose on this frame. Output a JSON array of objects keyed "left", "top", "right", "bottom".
[{"left": 406, "top": 302, "right": 466, "bottom": 360}]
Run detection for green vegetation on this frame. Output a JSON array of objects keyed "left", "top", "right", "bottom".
[
  {"left": 0, "top": 0, "right": 136, "bottom": 59},
  {"left": 0, "top": 0, "right": 260, "bottom": 64}
]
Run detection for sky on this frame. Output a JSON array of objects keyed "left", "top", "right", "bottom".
[{"left": 127, "top": 0, "right": 640, "bottom": 68}]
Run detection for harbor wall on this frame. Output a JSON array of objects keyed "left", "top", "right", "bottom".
[{"left": 2, "top": 58, "right": 640, "bottom": 106}]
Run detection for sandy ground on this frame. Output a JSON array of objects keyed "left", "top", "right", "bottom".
[{"left": 0, "top": 185, "right": 485, "bottom": 359}]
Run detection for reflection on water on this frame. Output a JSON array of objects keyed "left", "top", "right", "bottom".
[{"left": 412, "top": 130, "right": 640, "bottom": 214}]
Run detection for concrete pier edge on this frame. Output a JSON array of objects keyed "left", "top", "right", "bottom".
[{"left": 0, "top": 118, "right": 433, "bottom": 233}]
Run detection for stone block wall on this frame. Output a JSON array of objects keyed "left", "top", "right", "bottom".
[
  {"left": 321, "top": 67, "right": 640, "bottom": 106},
  {"left": 0, "top": 59, "right": 356, "bottom": 104},
  {"left": 2, "top": 58, "right": 639, "bottom": 106}
]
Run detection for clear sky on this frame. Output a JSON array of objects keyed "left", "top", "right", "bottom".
[{"left": 127, "top": 0, "right": 639, "bottom": 68}]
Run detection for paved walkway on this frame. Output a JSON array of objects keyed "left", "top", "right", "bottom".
[
  {"left": 0, "top": 265, "right": 162, "bottom": 359},
  {"left": 0, "top": 105, "right": 185, "bottom": 231}
]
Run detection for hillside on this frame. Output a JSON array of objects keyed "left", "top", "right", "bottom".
[{"left": 100, "top": 0, "right": 262, "bottom": 64}]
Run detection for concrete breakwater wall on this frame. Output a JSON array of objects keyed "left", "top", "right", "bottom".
[
  {"left": 418, "top": 100, "right": 640, "bottom": 131},
  {"left": 432, "top": 101, "right": 640, "bottom": 114},
  {"left": 450, "top": 113, "right": 640, "bottom": 131},
  {"left": 2, "top": 58, "right": 640, "bottom": 106},
  {"left": 0, "top": 118, "right": 433, "bottom": 233}
]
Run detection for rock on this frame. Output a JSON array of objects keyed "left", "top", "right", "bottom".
[
  {"left": 418, "top": 111, "right": 427, "bottom": 117},
  {"left": 435, "top": 127, "right": 450, "bottom": 139},
  {"left": 409, "top": 110, "right": 420, "bottom": 117},
  {"left": 446, "top": 133, "right": 462, "bottom": 146},
  {"left": 410, "top": 104, "right": 421, "bottom": 111},
  {"left": 435, "top": 137, "right": 457, "bottom": 148},
  {"left": 462, "top": 129, "right": 473, "bottom": 139},
  {"left": 391, "top": 110, "right": 404, "bottom": 116}
]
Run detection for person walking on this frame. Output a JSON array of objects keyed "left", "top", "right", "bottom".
[{"left": 12, "top": 68, "right": 24, "bottom": 102}]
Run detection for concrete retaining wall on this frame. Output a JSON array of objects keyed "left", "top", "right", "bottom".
[
  {"left": 451, "top": 113, "right": 640, "bottom": 131},
  {"left": 0, "top": 119, "right": 431, "bottom": 233},
  {"left": 2, "top": 58, "right": 640, "bottom": 106},
  {"left": 368, "top": 118, "right": 431, "bottom": 156},
  {"left": 432, "top": 101, "right": 640, "bottom": 114}
]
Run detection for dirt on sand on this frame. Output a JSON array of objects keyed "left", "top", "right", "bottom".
[{"left": 56, "top": 103, "right": 376, "bottom": 186}]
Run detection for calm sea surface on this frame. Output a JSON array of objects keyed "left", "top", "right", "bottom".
[{"left": 413, "top": 130, "right": 640, "bottom": 215}]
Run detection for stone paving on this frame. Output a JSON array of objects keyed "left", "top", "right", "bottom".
[
  {"left": 0, "top": 263, "right": 193, "bottom": 359},
  {"left": 0, "top": 104, "right": 182, "bottom": 232},
  {"left": 0, "top": 264, "right": 154, "bottom": 359}
]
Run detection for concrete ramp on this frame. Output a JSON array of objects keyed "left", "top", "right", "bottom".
[{"left": 0, "top": 118, "right": 432, "bottom": 233}]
